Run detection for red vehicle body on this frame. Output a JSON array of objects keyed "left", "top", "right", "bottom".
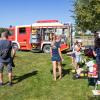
[{"left": 7, "top": 20, "right": 70, "bottom": 53}]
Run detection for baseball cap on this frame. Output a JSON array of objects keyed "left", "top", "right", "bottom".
[{"left": 78, "top": 39, "right": 82, "bottom": 42}]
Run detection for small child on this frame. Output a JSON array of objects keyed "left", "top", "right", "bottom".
[
  {"left": 74, "top": 41, "right": 82, "bottom": 69},
  {"left": 71, "top": 43, "right": 76, "bottom": 67}
]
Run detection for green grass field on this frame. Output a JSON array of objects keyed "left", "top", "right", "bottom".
[{"left": 0, "top": 51, "right": 96, "bottom": 100}]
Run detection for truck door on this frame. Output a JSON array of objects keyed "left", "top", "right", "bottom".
[{"left": 17, "top": 26, "right": 31, "bottom": 50}]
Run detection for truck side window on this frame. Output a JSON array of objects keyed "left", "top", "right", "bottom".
[{"left": 19, "top": 28, "right": 26, "bottom": 34}]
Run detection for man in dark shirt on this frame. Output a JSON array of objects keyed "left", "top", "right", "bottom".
[
  {"left": 0, "top": 31, "right": 15, "bottom": 86},
  {"left": 93, "top": 32, "right": 100, "bottom": 81}
]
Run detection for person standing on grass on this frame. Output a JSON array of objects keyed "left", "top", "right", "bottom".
[
  {"left": 71, "top": 42, "right": 76, "bottom": 67},
  {"left": 93, "top": 32, "right": 100, "bottom": 81},
  {"left": 74, "top": 40, "right": 82, "bottom": 69},
  {"left": 0, "top": 31, "right": 15, "bottom": 86},
  {"left": 50, "top": 34, "right": 63, "bottom": 81}
]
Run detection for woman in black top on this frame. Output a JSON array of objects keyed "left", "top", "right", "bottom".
[{"left": 50, "top": 35, "right": 63, "bottom": 81}]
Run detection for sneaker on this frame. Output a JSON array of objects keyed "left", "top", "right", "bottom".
[
  {"left": 0, "top": 82, "right": 3, "bottom": 86},
  {"left": 97, "top": 81, "right": 100, "bottom": 85},
  {"left": 8, "top": 82, "right": 13, "bottom": 86},
  {"left": 76, "top": 74, "right": 80, "bottom": 78}
]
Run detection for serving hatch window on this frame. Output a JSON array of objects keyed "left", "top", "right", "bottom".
[{"left": 55, "top": 29, "right": 62, "bottom": 35}]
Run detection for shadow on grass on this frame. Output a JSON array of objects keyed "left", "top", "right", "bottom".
[
  {"left": 62, "top": 68, "right": 72, "bottom": 77},
  {"left": 12, "top": 70, "right": 38, "bottom": 84},
  {"left": 88, "top": 96, "right": 100, "bottom": 100},
  {"left": 88, "top": 78, "right": 97, "bottom": 87},
  {"left": 61, "top": 63, "right": 72, "bottom": 77},
  {"left": 50, "top": 68, "right": 72, "bottom": 78},
  {"left": 62, "top": 63, "right": 66, "bottom": 67}
]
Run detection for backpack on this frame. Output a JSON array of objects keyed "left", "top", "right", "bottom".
[
  {"left": 84, "top": 48, "right": 94, "bottom": 57},
  {"left": 0, "top": 41, "right": 12, "bottom": 59}
]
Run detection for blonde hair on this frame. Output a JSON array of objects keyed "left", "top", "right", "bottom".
[{"left": 51, "top": 34, "right": 60, "bottom": 47}]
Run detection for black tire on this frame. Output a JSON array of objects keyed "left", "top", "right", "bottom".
[{"left": 43, "top": 45, "right": 50, "bottom": 53}]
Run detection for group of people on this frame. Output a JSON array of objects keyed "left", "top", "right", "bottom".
[
  {"left": 1, "top": 30, "right": 100, "bottom": 85},
  {"left": 71, "top": 32, "right": 100, "bottom": 81},
  {"left": 0, "top": 31, "right": 63, "bottom": 85},
  {"left": 50, "top": 32, "right": 100, "bottom": 82}
]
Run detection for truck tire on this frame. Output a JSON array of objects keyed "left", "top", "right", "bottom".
[{"left": 43, "top": 45, "right": 50, "bottom": 53}]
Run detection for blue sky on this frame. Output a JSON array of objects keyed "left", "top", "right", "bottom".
[{"left": 0, "top": 0, "right": 74, "bottom": 27}]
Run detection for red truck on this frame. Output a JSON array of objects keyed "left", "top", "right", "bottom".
[{"left": 8, "top": 20, "right": 70, "bottom": 53}]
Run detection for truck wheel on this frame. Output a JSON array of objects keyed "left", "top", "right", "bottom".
[{"left": 43, "top": 45, "right": 50, "bottom": 53}]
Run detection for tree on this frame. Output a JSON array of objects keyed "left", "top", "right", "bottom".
[
  {"left": 74, "top": 0, "right": 100, "bottom": 32},
  {"left": 0, "top": 28, "right": 8, "bottom": 37}
]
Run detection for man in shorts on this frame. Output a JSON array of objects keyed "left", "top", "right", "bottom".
[{"left": 0, "top": 31, "right": 15, "bottom": 86}]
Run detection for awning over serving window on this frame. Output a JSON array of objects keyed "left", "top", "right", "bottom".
[{"left": 32, "top": 22, "right": 63, "bottom": 28}]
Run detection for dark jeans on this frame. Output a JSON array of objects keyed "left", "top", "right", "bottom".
[
  {"left": 97, "top": 64, "right": 100, "bottom": 81},
  {"left": 95, "top": 48, "right": 100, "bottom": 80},
  {"left": 96, "top": 56, "right": 100, "bottom": 81}
]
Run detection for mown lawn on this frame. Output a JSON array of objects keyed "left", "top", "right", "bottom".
[{"left": 0, "top": 51, "right": 96, "bottom": 100}]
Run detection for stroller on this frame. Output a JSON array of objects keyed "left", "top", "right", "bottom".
[
  {"left": 86, "top": 60, "right": 100, "bottom": 96},
  {"left": 86, "top": 60, "right": 98, "bottom": 86}
]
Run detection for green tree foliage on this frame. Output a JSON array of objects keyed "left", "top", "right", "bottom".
[
  {"left": 0, "top": 28, "right": 8, "bottom": 37},
  {"left": 74, "top": 0, "right": 100, "bottom": 32}
]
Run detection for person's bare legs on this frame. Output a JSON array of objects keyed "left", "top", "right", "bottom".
[
  {"left": 52, "top": 61, "right": 57, "bottom": 81},
  {"left": 0, "top": 64, "right": 4, "bottom": 84},
  {"left": 8, "top": 72, "right": 12, "bottom": 82},
  {"left": 72, "top": 57, "right": 74, "bottom": 65},
  {"left": 58, "top": 62, "right": 62, "bottom": 79},
  {"left": 72, "top": 57, "right": 76, "bottom": 69},
  {"left": 0, "top": 73, "right": 3, "bottom": 83},
  {"left": 76, "top": 62, "right": 80, "bottom": 69}
]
